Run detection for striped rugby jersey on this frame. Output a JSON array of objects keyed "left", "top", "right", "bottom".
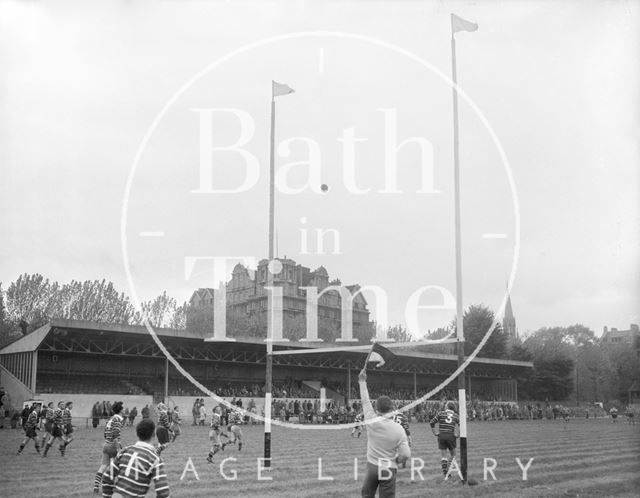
[
  {"left": 392, "top": 412, "right": 410, "bottom": 435},
  {"left": 25, "top": 410, "right": 39, "bottom": 430},
  {"left": 62, "top": 408, "right": 72, "bottom": 425},
  {"left": 430, "top": 409, "right": 459, "bottom": 434},
  {"left": 45, "top": 407, "right": 54, "bottom": 421},
  {"left": 210, "top": 413, "right": 221, "bottom": 428},
  {"left": 228, "top": 410, "right": 242, "bottom": 426},
  {"left": 102, "top": 441, "right": 170, "bottom": 498},
  {"left": 52, "top": 408, "right": 63, "bottom": 425},
  {"left": 157, "top": 411, "right": 170, "bottom": 429},
  {"left": 104, "top": 414, "right": 124, "bottom": 442}
]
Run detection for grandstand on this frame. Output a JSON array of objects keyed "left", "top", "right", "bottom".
[{"left": 0, "top": 319, "right": 532, "bottom": 419}]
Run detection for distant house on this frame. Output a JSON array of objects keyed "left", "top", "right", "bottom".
[{"left": 601, "top": 324, "right": 639, "bottom": 346}]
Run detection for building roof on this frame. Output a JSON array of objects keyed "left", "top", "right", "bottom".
[
  {"left": 0, "top": 318, "right": 201, "bottom": 355},
  {"left": 0, "top": 319, "right": 533, "bottom": 372},
  {"left": 0, "top": 323, "right": 53, "bottom": 355}
]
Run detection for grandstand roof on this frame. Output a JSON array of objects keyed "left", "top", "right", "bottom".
[
  {"left": 0, "top": 319, "right": 532, "bottom": 376},
  {"left": 0, "top": 322, "right": 53, "bottom": 354}
]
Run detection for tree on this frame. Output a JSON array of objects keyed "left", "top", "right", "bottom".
[
  {"left": 528, "top": 353, "right": 575, "bottom": 400},
  {"left": 521, "top": 327, "right": 577, "bottom": 401},
  {"left": 4, "top": 273, "right": 59, "bottom": 331},
  {"left": 453, "top": 304, "right": 507, "bottom": 359},
  {"left": 386, "top": 324, "right": 412, "bottom": 342},
  {"left": 140, "top": 291, "right": 178, "bottom": 328},
  {"left": 170, "top": 302, "right": 188, "bottom": 330},
  {"left": 601, "top": 344, "right": 640, "bottom": 402},
  {"left": 57, "top": 279, "right": 138, "bottom": 324},
  {"left": 420, "top": 327, "right": 455, "bottom": 354},
  {"left": 0, "top": 284, "right": 20, "bottom": 348}
]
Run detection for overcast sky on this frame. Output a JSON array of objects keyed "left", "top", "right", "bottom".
[{"left": 1, "top": 0, "right": 638, "bottom": 337}]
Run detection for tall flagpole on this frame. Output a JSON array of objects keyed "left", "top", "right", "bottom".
[
  {"left": 451, "top": 17, "right": 468, "bottom": 484},
  {"left": 264, "top": 94, "right": 276, "bottom": 467}
]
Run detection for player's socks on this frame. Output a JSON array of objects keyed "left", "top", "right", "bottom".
[
  {"left": 35, "top": 444, "right": 40, "bottom": 453},
  {"left": 17, "top": 443, "right": 25, "bottom": 454},
  {"left": 93, "top": 472, "right": 103, "bottom": 492},
  {"left": 440, "top": 458, "right": 448, "bottom": 476},
  {"left": 238, "top": 442, "right": 242, "bottom": 452},
  {"left": 43, "top": 443, "right": 52, "bottom": 457}
]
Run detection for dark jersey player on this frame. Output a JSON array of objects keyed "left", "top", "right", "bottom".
[
  {"left": 430, "top": 401, "right": 460, "bottom": 480},
  {"left": 392, "top": 410, "right": 411, "bottom": 468},
  {"left": 59, "top": 401, "right": 74, "bottom": 456},
  {"left": 351, "top": 412, "right": 363, "bottom": 438},
  {"left": 17, "top": 404, "right": 40, "bottom": 455},
  {"left": 42, "top": 402, "right": 65, "bottom": 457}
]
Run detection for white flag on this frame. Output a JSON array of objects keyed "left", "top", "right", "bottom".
[
  {"left": 272, "top": 81, "right": 295, "bottom": 98},
  {"left": 451, "top": 14, "right": 478, "bottom": 34}
]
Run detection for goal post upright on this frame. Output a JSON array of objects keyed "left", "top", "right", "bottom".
[{"left": 450, "top": 12, "right": 477, "bottom": 484}]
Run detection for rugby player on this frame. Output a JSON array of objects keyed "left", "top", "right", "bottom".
[
  {"left": 102, "top": 419, "right": 170, "bottom": 498},
  {"left": 40, "top": 402, "right": 54, "bottom": 449},
  {"left": 206, "top": 406, "right": 228, "bottom": 463},
  {"left": 222, "top": 403, "right": 244, "bottom": 452},
  {"left": 155, "top": 403, "right": 172, "bottom": 455},
  {"left": 624, "top": 405, "right": 635, "bottom": 425},
  {"left": 59, "top": 401, "right": 74, "bottom": 456},
  {"left": 392, "top": 409, "right": 411, "bottom": 468},
  {"left": 351, "top": 411, "right": 363, "bottom": 438},
  {"left": 610, "top": 406, "right": 619, "bottom": 423},
  {"left": 430, "top": 401, "right": 460, "bottom": 480},
  {"left": 17, "top": 403, "right": 40, "bottom": 455},
  {"left": 170, "top": 406, "right": 182, "bottom": 443},
  {"left": 93, "top": 400, "right": 125, "bottom": 494},
  {"left": 42, "top": 401, "right": 65, "bottom": 457}
]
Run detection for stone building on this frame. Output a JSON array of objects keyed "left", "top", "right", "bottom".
[
  {"left": 188, "top": 257, "right": 371, "bottom": 342},
  {"left": 601, "top": 324, "right": 639, "bottom": 346}
]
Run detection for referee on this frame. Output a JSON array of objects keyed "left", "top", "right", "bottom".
[{"left": 358, "top": 369, "right": 411, "bottom": 498}]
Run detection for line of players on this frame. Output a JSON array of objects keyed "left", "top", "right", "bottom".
[
  {"left": 91, "top": 400, "right": 245, "bottom": 496},
  {"left": 16, "top": 401, "right": 74, "bottom": 457}
]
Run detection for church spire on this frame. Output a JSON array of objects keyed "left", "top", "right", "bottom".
[{"left": 503, "top": 288, "right": 517, "bottom": 340}]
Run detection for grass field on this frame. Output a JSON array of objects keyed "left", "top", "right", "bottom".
[{"left": 1, "top": 417, "right": 638, "bottom": 497}]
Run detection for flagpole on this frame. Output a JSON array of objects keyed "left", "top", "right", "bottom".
[
  {"left": 264, "top": 94, "right": 276, "bottom": 468},
  {"left": 451, "top": 18, "right": 468, "bottom": 484}
]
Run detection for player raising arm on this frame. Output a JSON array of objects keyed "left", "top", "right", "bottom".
[
  {"left": 430, "top": 401, "right": 460, "bottom": 481},
  {"left": 359, "top": 369, "right": 410, "bottom": 498}
]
